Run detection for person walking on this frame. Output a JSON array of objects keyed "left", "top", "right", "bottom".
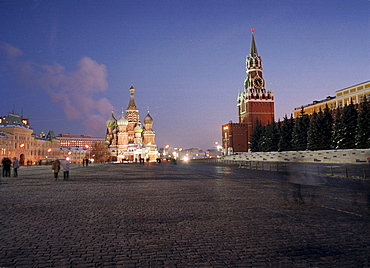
[
  {"left": 51, "top": 159, "right": 60, "bottom": 180},
  {"left": 61, "top": 159, "right": 70, "bottom": 180},
  {"left": 13, "top": 157, "right": 19, "bottom": 177}
]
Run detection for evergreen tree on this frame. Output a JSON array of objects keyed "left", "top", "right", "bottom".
[
  {"left": 319, "top": 105, "right": 333, "bottom": 150},
  {"left": 278, "top": 114, "right": 294, "bottom": 151},
  {"left": 264, "top": 121, "right": 279, "bottom": 151},
  {"left": 291, "top": 107, "right": 310, "bottom": 150},
  {"left": 258, "top": 125, "right": 268, "bottom": 152},
  {"left": 332, "top": 108, "right": 344, "bottom": 149},
  {"left": 332, "top": 102, "right": 358, "bottom": 149},
  {"left": 250, "top": 119, "right": 263, "bottom": 152},
  {"left": 307, "top": 111, "right": 321, "bottom": 150},
  {"left": 355, "top": 97, "right": 370, "bottom": 148}
]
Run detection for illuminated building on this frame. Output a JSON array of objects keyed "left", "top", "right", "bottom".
[
  {"left": 105, "top": 85, "right": 159, "bottom": 162},
  {"left": 222, "top": 29, "right": 275, "bottom": 154},
  {"left": 293, "top": 80, "right": 370, "bottom": 117},
  {"left": 0, "top": 113, "right": 60, "bottom": 165},
  {"left": 57, "top": 134, "right": 105, "bottom": 153},
  {"left": 60, "top": 147, "right": 88, "bottom": 164}
]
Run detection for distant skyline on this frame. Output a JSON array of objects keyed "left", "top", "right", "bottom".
[{"left": 1, "top": 0, "right": 369, "bottom": 150}]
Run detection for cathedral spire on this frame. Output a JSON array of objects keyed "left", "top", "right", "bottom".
[
  {"left": 249, "top": 28, "right": 258, "bottom": 57},
  {"left": 127, "top": 85, "right": 137, "bottom": 110}
]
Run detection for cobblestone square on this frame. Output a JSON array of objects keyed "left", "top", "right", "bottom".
[{"left": 1, "top": 162, "right": 369, "bottom": 267}]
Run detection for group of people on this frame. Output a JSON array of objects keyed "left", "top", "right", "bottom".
[
  {"left": 51, "top": 159, "right": 70, "bottom": 180},
  {"left": 2, "top": 157, "right": 19, "bottom": 177}
]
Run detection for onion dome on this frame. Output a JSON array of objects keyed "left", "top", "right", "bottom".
[
  {"left": 134, "top": 124, "right": 143, "bottom": 133},
  {"left": 105, "top": 112, "right": 117, "bottom": 127},
  {"left": 117, "top": 111, "right": 128, "bottom": 126},
  {"left": 144, "top": 113, "right": 153, "bottom": 124}
]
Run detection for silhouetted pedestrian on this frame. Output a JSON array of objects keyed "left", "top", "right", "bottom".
[
  {"left": 52, "top": 159, "right": 60, "bottom": 180},
  {"left": 2, "top": 158, "right": 12, "bottom": 177}
]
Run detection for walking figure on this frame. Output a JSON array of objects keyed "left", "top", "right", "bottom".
[
  {"left": 13, "top": 157, "right": 19, "bottom": 177},
  {"left": 52, "top": 159, "right": 61, "bottom": 180},
  {"left": 61, "top": 160, "right": 70, "bottom": 180}
]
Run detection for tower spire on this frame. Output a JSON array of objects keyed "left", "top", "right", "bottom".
[
  {"left": 249, "top": 28, "right": 258, "bottom": 57},
  {"left": 127, "top": 85, "right": 137, "bottom": 110}
]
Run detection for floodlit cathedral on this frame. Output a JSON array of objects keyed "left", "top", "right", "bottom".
[
  {"left": 222, "top": 29, "right": 275, "bottom": 154},
  {"left": 105, "top": 85, "right": 159, "bottom": 162}
]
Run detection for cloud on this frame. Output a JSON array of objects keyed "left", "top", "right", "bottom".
[
  {"left": 0, "top": 41, "right": 24, "bottom": 58},
  {"left": 0, "top": 42, "right": 112, "bottom": 135}
]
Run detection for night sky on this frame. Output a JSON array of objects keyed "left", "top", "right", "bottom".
[{"left": 0, "top": 0, "right": 368, "bottom": 150}]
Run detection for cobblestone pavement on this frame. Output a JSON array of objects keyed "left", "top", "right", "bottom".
[{"left": 0, "top": 161, "right": 369, "bottom": 267}]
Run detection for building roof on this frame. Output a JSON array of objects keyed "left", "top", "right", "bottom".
[{"left": 0, "top": 113, "right": 29, "bottom": 128}]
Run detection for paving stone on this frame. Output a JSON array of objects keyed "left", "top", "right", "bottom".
[{"left": 0, "top": 161, "right": 369, "bottom": 266}]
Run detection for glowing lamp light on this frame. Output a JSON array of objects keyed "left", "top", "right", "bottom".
[
  {"left": 68, "top": 151, "right": 72, "bottom": 155},
  {"left": 223, "top": 126, "right": 229, "bottom": 130},
  {"left": 19, "top": 143, "right": 25, "bottom": 148},
  {"left": 47, "top": 148, "right": 52, "bottom": 153}
]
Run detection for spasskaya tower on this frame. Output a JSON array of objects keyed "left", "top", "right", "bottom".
[{"left": 222, "top": 29, "right": 275, "bottom": 154}]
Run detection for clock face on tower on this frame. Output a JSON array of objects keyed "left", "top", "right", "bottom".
[{"left": 253, "top": 77, "right": 264, "bottom": 89}]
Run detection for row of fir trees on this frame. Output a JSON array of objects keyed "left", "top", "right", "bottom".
[{"left": 250, "top": 99, "right": 370, "bottom": 152}]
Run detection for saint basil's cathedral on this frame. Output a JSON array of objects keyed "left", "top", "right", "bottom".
[{"left": 105, "top": 85, "right": 159, "bottom": 162}]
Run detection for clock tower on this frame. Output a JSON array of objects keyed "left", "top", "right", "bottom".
[
  {"left": 238, "top": 29, "right": 274, "bottom": 138},
  {"left": 222, "top": 29, "right": 274, "bottom": 154}
]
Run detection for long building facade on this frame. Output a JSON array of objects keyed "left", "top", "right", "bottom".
[
  {"left": 222, "top": 30, "right": 275, "bottom": 154},
  {"left": 105, "top": 85, "right": 159, "bottom": 162},
  {"left": 293, "top": 80, "right": 370, "bottom": 117},
  {"left": 0, "top": 113, "right": 60, "bottom": 165}
]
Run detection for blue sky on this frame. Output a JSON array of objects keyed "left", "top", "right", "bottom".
[{"left": 0, "top": 0, "right": 368, "bottom": 150}]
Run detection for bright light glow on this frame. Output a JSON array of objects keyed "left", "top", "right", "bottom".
[
  {"left": 165, "top": 145, "right": 169, "bottom": 148},
  {"left": 19, "top": 143, "right": 25, "bottom": 148},
  {"left": 183, "top": 156, "right": 189, "bottom": 162},
  {"left": 66, "top": 157, "right": 70, "bottom": 161},
  {"left": 47, "top": 148, "right": 52, "bottom": 153},
  {"left": 85, "top": 145, "right": 89, "bottom": 149},
  {"left": 223, "top": 126, "right": 229, "bottom": 130},
  {"left": 68, "top": 151, "right": 72, "bottom": 155}
]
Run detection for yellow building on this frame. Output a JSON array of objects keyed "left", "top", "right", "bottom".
[
  {"left": 0, "top": 113, "right": 60, "bottom": 165},
  {"left": 293, "top": 80, "right": 370, "bottom": 117},
  {"left": 60, "top": 147, "right": 88, "bottom": 165}
]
